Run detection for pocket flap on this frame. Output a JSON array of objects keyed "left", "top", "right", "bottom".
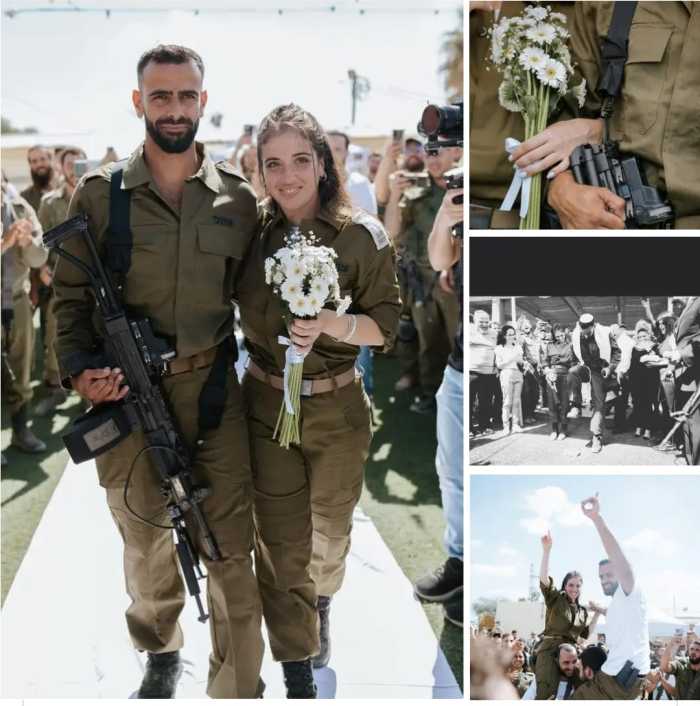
[
  {"left": 627, "top": 25, "right": 672, "bottom": 64},
  {"left": 197, "top": 225, "right": 246, "bottom": 258}
]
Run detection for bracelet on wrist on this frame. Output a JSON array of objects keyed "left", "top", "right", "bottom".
[{"left": 340, "top": 314, "right": 358, "bottom": 343}]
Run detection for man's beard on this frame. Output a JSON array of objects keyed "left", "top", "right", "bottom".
[
  {"left": 145, "top": 116, "right": 198, "bottom": 154},
  {"left": 403, "top": 154, "right": 425, "bottom": 173},
  {"left": 689, "top": 655, "right": 700, "bottom": 665},
  {"left": 31, "top": 167, "right": 53, "bottom": 189},
  {"left": 602, "top": 581, "right": 618, "bottom": 596}
]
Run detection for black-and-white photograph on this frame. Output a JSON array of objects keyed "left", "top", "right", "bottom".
[{"left": 469, "top": 295, "right": 700, "bottom": 466}]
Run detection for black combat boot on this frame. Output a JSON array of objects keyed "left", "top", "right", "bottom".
[
  {"left": 414, "top": 557, "right": 463, "bottom": 602},
  {"left": 311, "top": 595, "right": 331, "bottom": 669},
  {"left": 137, "top": 651, "right": 183, "bottom": 699},
  {"left": 282, "top": 659, "right": 317, "bottom": 699},
  {"left": 11, "top": 404, "right": 47, "bottom": 453}
]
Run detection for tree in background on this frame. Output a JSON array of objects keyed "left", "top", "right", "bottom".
[
  {"left": 439, "top": 9, "right": 463, "bottom": 102},
  {"left": 1, "top": 116, "right": 38, "bottom": 134}
]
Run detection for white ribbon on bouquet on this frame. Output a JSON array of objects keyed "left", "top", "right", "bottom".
[
  {"left": 277, "top": 335, "right": 306, "bottom": 415},
  {"left": 499, "top": 137, "right": 532, "bottom": 219}
]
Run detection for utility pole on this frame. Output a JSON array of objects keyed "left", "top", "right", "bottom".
[
  {"left": 347, "top": 69, "right": 370, "bottom": 125},
  {"left": 528, "top": 563, "right": 539, "bottom": 602}
]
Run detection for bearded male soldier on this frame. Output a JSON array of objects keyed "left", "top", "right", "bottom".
[{"left": 52, "top": 44, "right": 264, "bottom": 698}]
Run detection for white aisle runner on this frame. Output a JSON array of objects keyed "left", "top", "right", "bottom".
[{"left": 1, "top": 457, "right": 462, "bottom": 699}]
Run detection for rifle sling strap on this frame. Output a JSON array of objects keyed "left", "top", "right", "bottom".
[
  {"left": 598, "top": 1, "right": 638, "bottom": 119},
  {"left": 107, "top": 160, "right": 231, "bottom": 432}
]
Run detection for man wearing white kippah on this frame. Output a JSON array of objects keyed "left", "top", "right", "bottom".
[{"left": 567, "top": 313, "right": 621, "bottom": 454}]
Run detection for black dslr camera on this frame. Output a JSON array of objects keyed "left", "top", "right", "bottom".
[{"left": 418, "top": 101, "right": 464, "bottom": 238}]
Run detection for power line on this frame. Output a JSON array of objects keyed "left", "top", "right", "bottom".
[{"left": 3, "top": 5, "right": 460, "bottom": 18}]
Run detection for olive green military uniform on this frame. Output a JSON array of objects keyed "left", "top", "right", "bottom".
[
  {"left": 572, "top": 670, "right": 645, "bottom": 700},
  {"left": 37, "top": 185, "right": 70, "bottom": 387},
  {"left": 1, "top": 193, "right": 47, "bottom": 413},
  {"left": 469, "top": 2, "right": 576, "bottom": 228},
  {"left": 396, "top": 179, "right": 459, "bottom": 400},
  {"left": 20, "top": 183, "right": 53, "bottom": 214},
  {"left": 236, "top": 205, "right": 400, "bottom": 662},
  {"left": 52, "top": 143, "right": 264, "bottom": 698},
  {"left": 667, "top": 657, "right": 700, "bottom": 700},
  {"left": 535, "top": 577, "right": 591, "bottom": 700},
  {"left": 569, "top": 1, "right": 700, "bottom": 227}
]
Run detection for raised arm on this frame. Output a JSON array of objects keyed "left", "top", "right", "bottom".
[
  {"left": 581, "top": 494, "right": 635, "bottom": 594},
  {"left": 539, "top": 531, "right": 552, "bottom": 586},
  {"left": 660, "top": 635, "right": 682, "bottom": 675}
]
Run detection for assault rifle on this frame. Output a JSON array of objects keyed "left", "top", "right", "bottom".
[
  {"left": 43, "top": 213, "right": 220, "bottom": 622},
  {"left": 569, "top": 142, "right": 674, "bottom": 228}
]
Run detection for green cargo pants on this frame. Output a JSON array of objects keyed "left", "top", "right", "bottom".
[
  {"left": 535, "top": 643, "right": 565, "bottom": 700},
  {"left": 95, "top": 365, "right": 264, "bottom": 698},
  {"left": 572, "top": 670, "right": 644, "bottom": 699},
  {"left": 411, "top": 264, "right": 460, "bottom": 398},
  {"left": 2, "top": 292, "right": 36, "bottom": 413},
  {"left": 242, "top": 373, "right": 372, "bottom": 662}
]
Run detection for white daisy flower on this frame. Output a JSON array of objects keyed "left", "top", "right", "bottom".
[
  {"left": 537, "top": 58, "right": 566, "bottom": 88},
  {"left": 280, "top": 278, "right": 304, "bottom": 303},
  {"left": 549, "top": 11, "right": 567, "bottom": 23},
  {"left": 519, "top": 46, "right": 548, "bottom": 72},
  {"left": 572, "top": 78, "right": 587, "bottom": 108},
  {"left": 289, "top": 294, "right": 315, "bottom": 318},
  {"left": 310, "top": 278, "right": 329, "bottom": 302},
  {"left": 525, "top": 5, "right": 548, "bottom": 21},
  {"left": 272, "top": 270, "right": 284, "bottom": 286},
  {"left": 526, "top": 23, "right": 557, "bottom": 44}
]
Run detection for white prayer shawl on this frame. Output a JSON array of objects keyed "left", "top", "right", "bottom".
[
  {"left": 616, "top": 333, "right": 635, "bottom": 375},
  {"left": 572, "top": 324, "right": 612, "bottom": 367}
]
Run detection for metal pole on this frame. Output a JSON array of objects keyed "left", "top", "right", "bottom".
[{"left": 511, "top": 296, "right": 517, "bottom": 325}]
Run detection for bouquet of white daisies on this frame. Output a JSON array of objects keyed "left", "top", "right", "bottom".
[
  {"left": 265, "top": 226, "right": 351, "bottom": 449},
  {"left": 489, "top": 3, "right": 586, "bottom": 229}
]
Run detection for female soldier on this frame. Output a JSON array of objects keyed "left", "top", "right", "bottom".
[
  {"left": 236, "top": 103, "right": 400, "bottom": 698},
  {"left": 534, "top": 531, "right": 602, "bottom": 700}
]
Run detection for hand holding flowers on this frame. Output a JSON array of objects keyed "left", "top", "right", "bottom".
[{"left": 488, "top": 2, "right": 586, "bottom": 228}]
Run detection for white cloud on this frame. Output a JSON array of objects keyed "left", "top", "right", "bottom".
[
  {"left": 473, "top": 564, "right": 518, "bottom": 578},
  {"left": 623, "top": 529, "right": 678, "bottom": 555},
  {"left": 471, "top": 539, "right": 484, "bottom": 549},
  {"left": 520, "top": 486, "right": 588, "bottom": 535},
  {"left": 498, "top": 545, "right": 521, "bottom": 559}
]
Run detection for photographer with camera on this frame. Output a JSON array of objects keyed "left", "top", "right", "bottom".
[
  {"left": 385, "top": 138, "right": 461, "bottom": 414},
  {"left": 412, "top": 163, "right": 463, "bottom": 625}
]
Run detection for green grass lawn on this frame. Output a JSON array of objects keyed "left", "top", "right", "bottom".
[{"left": 1, "top": 349, "right": 462, "bottom": 691}]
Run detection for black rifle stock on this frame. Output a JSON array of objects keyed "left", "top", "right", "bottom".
[{"left": 44, "top": 213, "right": 220, "bottom": 622}]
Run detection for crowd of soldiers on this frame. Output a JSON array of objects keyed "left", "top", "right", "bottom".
[
  {"left": 471, "top": 628, "right": 700, "bottom": 700},
  {"left": 470, "top": 1, "right": 699, "bottom": 230},
  {"left": 469, "top": 299, "right": 700, "bottom": 465}
]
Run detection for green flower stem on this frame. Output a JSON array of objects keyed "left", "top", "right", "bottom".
[{"left": 274, "top": 362, "right": 304, "bottom": 449}]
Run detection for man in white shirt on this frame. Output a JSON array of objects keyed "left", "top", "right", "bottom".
[
  {"left": 327, "top": 131, "right": 377, "bottom": 216},
  {"left": 573, "top": 494, "right": 650, "bottom": 699}
]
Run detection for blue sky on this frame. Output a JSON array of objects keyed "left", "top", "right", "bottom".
[
  {"left": 1, "top": 0, "right": 461, "bottom": 156},
  {"left": 470, "top": 475, "right": 699, "bottom": 620}
]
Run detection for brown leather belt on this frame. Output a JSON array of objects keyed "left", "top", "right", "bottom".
[
  {"left": 245, "top": 359, "right": 357, "bottom": 396},
  {"left": 164, "top": 345, "right": 219, "bottom": 376}
]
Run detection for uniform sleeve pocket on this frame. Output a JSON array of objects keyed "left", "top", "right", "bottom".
[
  {"left": 197, "top": 225, "right": 246, "bottom": 259},
  {"left": 622, "top": 25, "right": 672, "bottom": 135}
]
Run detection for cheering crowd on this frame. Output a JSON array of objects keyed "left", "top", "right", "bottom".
[
  {"left": 471, "top": 629, "right": 700, "bottom": 700},
  {"left": 469, "top": 298, "right": 700, "bottom": 464}
]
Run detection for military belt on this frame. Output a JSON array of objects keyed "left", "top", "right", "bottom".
[
  {"left": 164, "top": 344, "right": 219, "bottom": 376},
  {"left": 246, "top": 359, "right": 357, "bottom": 396}
]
